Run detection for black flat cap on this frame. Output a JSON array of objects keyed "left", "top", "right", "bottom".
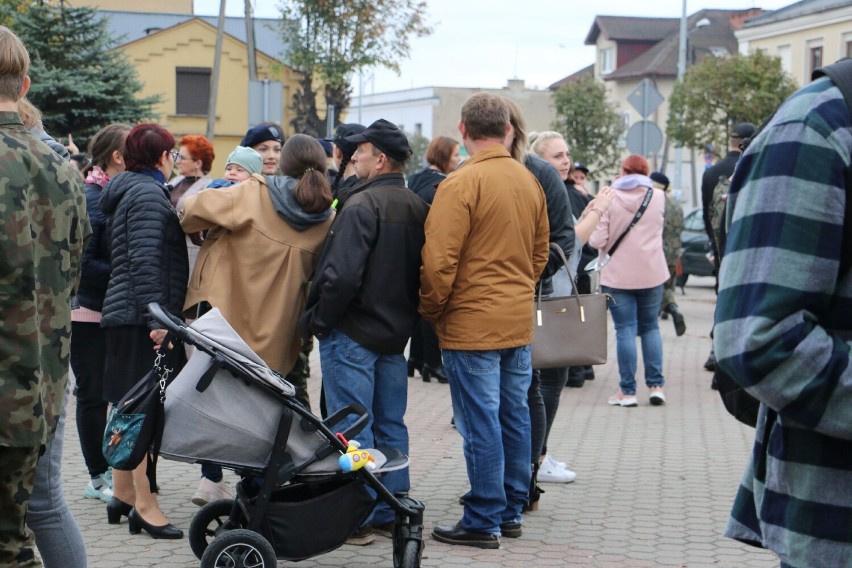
[{"left": 345, "top": 119, "right": 412, "bottom": 163}]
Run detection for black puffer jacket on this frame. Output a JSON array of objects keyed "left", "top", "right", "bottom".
[
  {"left": 99, "top": 171, "right": 188, "bottom": 329},
  {"left": 76, "top": 182, "right": 112, "bottom": 312}
]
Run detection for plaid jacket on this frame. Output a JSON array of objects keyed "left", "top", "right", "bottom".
[{"left": 714, "top": 77, "right": 852, "bottom": 568}]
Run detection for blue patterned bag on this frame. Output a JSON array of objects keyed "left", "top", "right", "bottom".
[{"left": 103, "top": 341, "right": 181, "bottom": 470}]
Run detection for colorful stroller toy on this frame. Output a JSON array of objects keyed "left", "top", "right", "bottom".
[{"left": 147, "top": 303, "right": 425, "bottom": 567}]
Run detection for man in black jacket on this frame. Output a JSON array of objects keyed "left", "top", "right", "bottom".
[
  {"left": 300, "top": 119, "right": 428, "bottom": 545},
  {"left": 699, "top": 122, "right": 754, "bottom": 372}
]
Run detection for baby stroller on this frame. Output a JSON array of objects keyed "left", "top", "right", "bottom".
[{"left": 147, "top": 303, "right": 425, "bottom": 568}]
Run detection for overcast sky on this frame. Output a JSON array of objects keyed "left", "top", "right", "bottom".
[{"left": 193, "top": 0, "right": 794, "bottom": 94}]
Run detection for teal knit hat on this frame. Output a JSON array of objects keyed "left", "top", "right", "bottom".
[{"left": 226, "top": 146, "right": 262, "bottom": 175}]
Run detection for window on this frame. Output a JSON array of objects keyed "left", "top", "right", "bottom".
[
  {"left": 616, "top": 111, "right": 630, "bottom": 148},
  {"left": 809, "top": 46, "right": 823, "bottom": 76},
  {"left": 777, "top": 44, "right": 791, "bottom": 75},
  {"left": 176, "top": 67, "right": 211, "bottom": 115},
  {"left": 600, "top": 48, "right": 614, "bottom": 75},
  {"left": 847, "top": 40, "right": 852, "bottom": 59}
]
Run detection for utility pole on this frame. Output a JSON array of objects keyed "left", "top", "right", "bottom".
[
  {"left": 674, "top": 0, "right": 687, "bottom": 203},
  {"left": 245, "top": 0, "right": 257, "bottom": 81},
  {"left": 206, "top": 0, "right": 227, "bottom": 140}
]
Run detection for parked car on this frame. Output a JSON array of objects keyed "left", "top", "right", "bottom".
[{"left": 677, "top": 208, "right": 715, "bottom": 285}]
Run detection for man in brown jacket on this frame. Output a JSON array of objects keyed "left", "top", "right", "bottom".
[{"left": 421, "top": 93, "right": 549, "bottom": 548}]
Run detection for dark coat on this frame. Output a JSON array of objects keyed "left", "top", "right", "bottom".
[
  {"left": 302, "top": 172, "right": 429, "bottom": 354},
  {"left": 99, "top": 171, "right": 188, "bottom": 329},
  {"left": 76, "top": 182, "right": 112, "bottom": 312},
  {"left": 701, "top": 150, "right": 741, "bottom": 256},
  {"left": 407, "top": 167, "right": 445, "bottom": 204},
  {"left": 524, "top": 154, "right": 575, "bottom": 293}
]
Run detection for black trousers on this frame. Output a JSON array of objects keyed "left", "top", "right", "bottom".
[{"left": 70, "top": 321, "right": 109, "bottom": 478}]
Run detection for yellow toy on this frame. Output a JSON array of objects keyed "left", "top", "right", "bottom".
[{"left": 338, "top": 440, "right": 376, "bottom": 472}]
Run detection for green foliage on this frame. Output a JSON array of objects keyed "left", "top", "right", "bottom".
[
  {"left": 667, "top": 51, "right": 797, "bottom": 152},
  {"left": 10, "top": 2, "right": 160, "bottom": 148},
  {"left": 552, "top": 75, "right": 623, "bottom": 179},
  {"left": 401, "top": 128, "right": 429, "bottom": 178},
  {"left": 279, "top": 0, "right": 432, "bottom": 136}
]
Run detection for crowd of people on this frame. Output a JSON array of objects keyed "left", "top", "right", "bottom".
[{"left": 7, "top": 20, "right": 847, "bottom": 568}]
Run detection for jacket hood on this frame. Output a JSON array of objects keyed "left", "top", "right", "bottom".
[
  {"left": 100, "top": 171, "right": 162, "bottom": 215},
  {"left": 265, "top": 175, "right": 333, "bottom": 231}
]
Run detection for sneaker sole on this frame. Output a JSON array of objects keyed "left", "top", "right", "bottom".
[
  {"left": 344, "top": 535, "right": 376, "bottom": 546},
  {"left": 432, "top": 532, "right": 500, "bottom": 549},
  {"left": 83, "top": 487, "right": 112, "bottom": 503},
  {"left": 608, "top": 399, "right": 638, "bottom": 407},
  {"left": 650, "top": 395, "right": 666, "bottom": 406},
  {"left": 538, "top": 474, "right": 576, "bottom": 483}
]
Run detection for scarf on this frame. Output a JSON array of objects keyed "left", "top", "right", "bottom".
[{"left": 85, "top": 165, "right": 110, "bottom": 187}]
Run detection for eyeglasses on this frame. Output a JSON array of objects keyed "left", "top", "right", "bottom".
[{"left": 169, "top": 150, "right": 180, "bottom": 161}]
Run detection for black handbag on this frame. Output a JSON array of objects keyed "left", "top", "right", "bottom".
[{"left": 102, "top": 334, "right": 182, "bottom": 471}]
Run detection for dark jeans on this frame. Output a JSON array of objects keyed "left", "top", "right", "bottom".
[
  {"left": 529, "top": 367, "right": 569, "bottom": 462},
  {"left": 70, "top": 321, "right": 109, "bottom": 478}
]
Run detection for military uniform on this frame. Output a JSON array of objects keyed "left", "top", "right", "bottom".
[
  {"left": 662, "top": 190, "right": 684, "bottom": 309},
  {"left": 0, "top": 111, "right": 89, "bottom": 567}
]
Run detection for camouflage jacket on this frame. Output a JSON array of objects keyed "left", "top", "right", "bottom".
[
  {"left": 0, "top": 111, "right": 90, "bottom": 447},
  {"left": 663, "top": 190, "right": 684, "bottom": 265}
]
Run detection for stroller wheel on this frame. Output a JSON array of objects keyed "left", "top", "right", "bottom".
[
  {"left": 393, "top": 524, "right": 424, "bottom": 568},
  {"left": 201, "top": 529, "right": 276, "bottom": 568},
  {"left": 190, "top": 499, "right": 243, "bottom": 560}
]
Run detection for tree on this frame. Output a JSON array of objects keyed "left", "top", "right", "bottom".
[
  {"left": 401, "top": 128, "right": 429, "bottom": 178},
  {"left": 10, "top": 2, "right": 160, "bottom": 148},
  {"left": 279, "top": 0, "right": 432, "bottom": 136},
  {"left": 667, "top": 51, "right": 797, "bottom": 153},
  {"left": 552, "top": 75, "right": 623, "bottom": 179}
]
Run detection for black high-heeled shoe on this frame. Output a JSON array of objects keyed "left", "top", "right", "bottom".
[
  {"left": 106, "top": 497, "right": 133, "bottom": 525},
  {"left": 127, "top": 508, "right": 183, "bottom": 539},
  {"left": 407, "top": 361, "right": 422, "bottom": 378},
  {"left": 422, "top": 364, "right": 449, "bottom": 384}
]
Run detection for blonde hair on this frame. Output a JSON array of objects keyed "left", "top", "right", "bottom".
[
  {"left": 528, "top": 131, "right": 568, "bottom": 158},
  {"left": 502, "top": 97, "right": 527, "bottom": 164},
  {"left": 0, "top": 26, "right": 29, "bottom": 102},
  {"left": 17, "top": 97, "right": 41, "bottom": 129}
]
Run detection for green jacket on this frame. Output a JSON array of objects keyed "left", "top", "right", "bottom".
[
  {"left": 662, "top": 191, "right": 683, "bottom": 265},
  {"left": 0, "top": 111, "right": 90, "bottom": 447}
]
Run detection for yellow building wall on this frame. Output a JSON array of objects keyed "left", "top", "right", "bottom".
[
  {"left": 117, "top": 19, "right": 303, "bottom": 172},
  {"left": 744, "top": 20, "right": 852, "bottom": 86}
]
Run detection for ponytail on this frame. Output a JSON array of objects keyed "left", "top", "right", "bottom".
[
  {"left": 331, "top": 150, "right": 353, "bottom": 197},
  {"left": 294, "top": 168, "right": 333, "bottom": 213}
]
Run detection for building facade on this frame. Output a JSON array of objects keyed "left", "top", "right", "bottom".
[{"left": 736, "top": 0, "right": 852, "bottom": 86}]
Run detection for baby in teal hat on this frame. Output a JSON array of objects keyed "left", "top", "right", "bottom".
[{"left": 207, "top": 146, "right": 263, "bottom": 188}]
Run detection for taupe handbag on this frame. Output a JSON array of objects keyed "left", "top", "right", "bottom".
[{"left": 531, "top": 244, "right": 608, "bottom": 369}]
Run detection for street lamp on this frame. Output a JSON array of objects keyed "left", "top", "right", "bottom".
[{"left": 673, "top": 6, "right": 711, "bottom": 206}]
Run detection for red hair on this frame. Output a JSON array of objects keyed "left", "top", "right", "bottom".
[
  {"left": 621, "top": 154, "right": 650, "bottom": 176},
  {"left": 179, "top": 134, "right": 215, "bottom": 174},
  {"left": 124, "top": 124, "right": 175, "bottom": 172}
]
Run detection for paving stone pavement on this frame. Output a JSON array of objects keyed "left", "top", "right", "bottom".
[{"left": 55, "top": 277, "right": 780, "bottom": 567}]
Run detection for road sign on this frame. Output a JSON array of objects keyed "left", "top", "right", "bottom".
[
  {"left": 626, "top": 120, "right": 663, "bottom": 156},
  {"left": 627, "top": 78, "right": 663, "bottom": 119}
]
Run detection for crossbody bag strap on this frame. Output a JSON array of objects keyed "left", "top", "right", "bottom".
[{"left": 606, "top": 187, "right": 654, "bottom": 258}]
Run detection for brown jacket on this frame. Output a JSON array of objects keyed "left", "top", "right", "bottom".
[
  {"left": 181, "top": 174, "right": 333, "bottom": 374},
  {"left": 419, "top": 144, "right": 549, "bottom": 350}
]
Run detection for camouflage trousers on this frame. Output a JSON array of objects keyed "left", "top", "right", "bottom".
[
  {"left": 0, "top": 445, "right": 41, "bottom": 568},
  {"left": 662, "top": 262, "right": 678, "bottom": 309}
]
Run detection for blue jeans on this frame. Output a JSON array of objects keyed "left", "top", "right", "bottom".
[
  {"left": 603, "top": 285, "right": 665, "bottom": 396},
  {"left": 29, "top": 386, "right": 87, "bottom": 568},
  {"left": 319, "top": 328, "right": 409, "bottom": 524},
  {"left": 443, "top": 346, "right": 533, "bottom": 534}
]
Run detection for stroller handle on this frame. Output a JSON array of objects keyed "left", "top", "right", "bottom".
[{"left": 147, "top": 303, "right": 190, "bottom": 341}]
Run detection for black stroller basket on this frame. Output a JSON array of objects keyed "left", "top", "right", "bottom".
[{"left": 147, "top": 303, "right": 425, "bottom": 568}]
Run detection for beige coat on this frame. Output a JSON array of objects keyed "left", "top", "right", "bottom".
[
  {"left": 181, "top": 174, "right": 333, "bottom": 374},
  {"left": 419, "top": 145, "right": 550, "bottom": 350}
]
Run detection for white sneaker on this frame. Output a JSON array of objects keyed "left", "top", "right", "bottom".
[
  {"left": 82, "top": 472, "right": 114, "bottom": 502},
  {"left": 538, "top": 455, "right": 577, "bottom": 483},
  {"left": 544, "top": 454, "right": 568, "bottom": 470},
  {"left": 608, "top": 391, "right": 638, "bottom": 407},
  {"left": 192, "top": 478, "right": 233, "bottom": 507},
  {"left": 649, "top": 387, "right": 666, "bottom": 406}
]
